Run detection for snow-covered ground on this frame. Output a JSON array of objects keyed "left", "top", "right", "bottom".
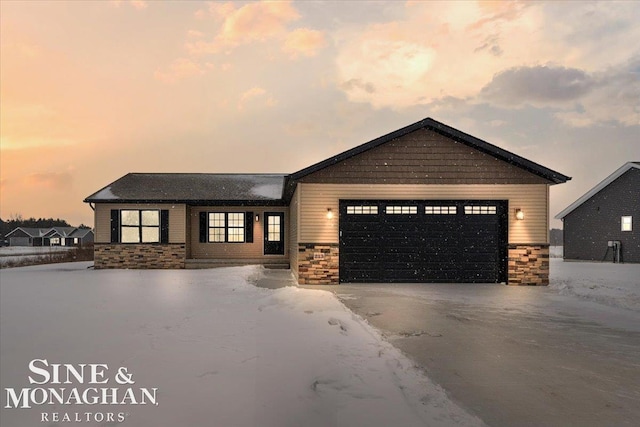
[
  {"left": 550, "top": 258, "right": 640, "bottom": 312},
  {"left": 0, "top": 263, "right": 483, "bottom": 427},
  {"left": 0, "top": 246, "right": 73, "bottom": 267},
  {"left": 549, "top": 245, "right": 563, "bottom": 258}
]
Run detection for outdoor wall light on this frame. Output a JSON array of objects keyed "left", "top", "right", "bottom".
[
  {"left": 255, "top": 214, "right": 260, "bottom": 222},
  {"left": 515, "top": 209, "right": 525, "bottom": 220},
  {"left": 326, "top": 208, "right": 334, "bottom": 219}
]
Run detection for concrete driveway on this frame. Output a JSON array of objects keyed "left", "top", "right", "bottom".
[{"left": 302, "top": 283, "right": 640, "bottom": 427}]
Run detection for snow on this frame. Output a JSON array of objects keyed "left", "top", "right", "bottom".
[
  {"left": 91, "top": 186, "right": 118, "bottom": 199},
  {"left": 549, "top": 245, "right": 563, "bottom": 258},
  {"left": 250, "top": 183, "right": 283, "bottom": 199},
  {"left": 549, "top": 258, "right": 640, "bottom": 312},
  {"left": 0, "top": 246, "right": 73, "bottom": 256},
  {"left": 0, "top": 246, "right": 74, "bottom": 267},
  {"left": 0, "top": 264, "right": 483, "bottom": 427}
]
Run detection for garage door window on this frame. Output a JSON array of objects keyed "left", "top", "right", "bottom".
[
  {"left": 386, "top": 206, "right": 417, "bottom": 214},
  {"left": 464, "top": 205, "right": 497, "bottom": 215},
  {"left": 425, "top": 206, "right": 457, "bottom": 215},
  {"left": 346, "top": 206, "right": 379, "bottom": 215}
]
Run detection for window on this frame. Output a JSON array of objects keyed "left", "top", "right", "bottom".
[
  {"left": 121, "top": 210, "right": 160, "bottom": 243},
  {"left": 425, "top": 206, "right": 457, "bottom": 215},
  {"left": 267, "top": 215, "right": 281, "bottom": 242},
  {"left": 208, "top": 212, "right": 245, "bottom": 243},
  {"left": 464, "top": 205, "right": 497, "bottom": 215},
  {"left": 385, "top": 206, "right": 417, "bottom": 214},
  {"left": 622, "top": 216, "right": 633, "bottom": 232},
  {"left": 346, "top": 205, "right": 379, "bottom": 215}
]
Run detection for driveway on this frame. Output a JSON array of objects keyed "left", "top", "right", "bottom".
[{"left": 302, "top": 283, "right": 640, "bottom": 427}]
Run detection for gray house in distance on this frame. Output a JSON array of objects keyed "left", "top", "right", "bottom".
[
  {"left": 5, "top": 227, "right": 94, "bottom": 247},
  {"left": 556, "top": 162, "right": 639, "bottom": 263}
]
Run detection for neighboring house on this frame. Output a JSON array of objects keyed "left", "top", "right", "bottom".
[
  {"left": 84, "top": 118, "right": 570, "bottom": 285},
  {"left": 556, "top": 162, "right": 639, "bottom": 263},
  {"left": 5, "top": 227, "right": 94, "bottom": 247}
]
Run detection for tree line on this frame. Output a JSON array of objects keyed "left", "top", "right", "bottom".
[{"left": 1, "top": 215, "right": 90, "bottom": 239}]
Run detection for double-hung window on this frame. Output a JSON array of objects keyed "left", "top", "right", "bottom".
[
  {"left": 208, "top": 212, "right": 245, "bottom": 243},
  {"left": 622, "top": 216, "right": 633, "bottom": 232}
]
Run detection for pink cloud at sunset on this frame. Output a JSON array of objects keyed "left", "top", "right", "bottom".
[{"left": 1, "top": 0, "right": 638, "bottom": 227}]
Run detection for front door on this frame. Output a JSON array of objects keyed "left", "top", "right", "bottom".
[{"left": 264, "top": 212, "right": 285, "bottom": 255}]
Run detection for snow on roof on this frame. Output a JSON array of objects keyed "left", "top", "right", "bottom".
[
  {"left": 84, "top": 173, "right": 286, "bottom": 203},
  {"left": 555, "top": 162, "right": 640, "bottom": 219}
]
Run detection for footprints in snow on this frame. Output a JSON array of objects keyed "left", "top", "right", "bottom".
[{"left": 328, "top": 317, "right": 348, "bottom": 334}]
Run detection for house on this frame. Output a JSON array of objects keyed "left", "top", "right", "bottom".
[
  {"left": 5, "top": 227, "right": 94, "bottom": 247},
  {"left": 555, "top": 162, "right": 639, "bottom": 263},
  {"left": 84, "top": 118, "right": 570, "bottom": 285}
]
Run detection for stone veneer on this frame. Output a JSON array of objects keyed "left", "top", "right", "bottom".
[
  {"left": 508, "top": 244, "right": 549, "bottom": 286},
  {"left": 297, "top": 243, "right": 339, "bottom": 284},
  {"left": 94, "top": 243, "right": 186, "bottom": 269}
]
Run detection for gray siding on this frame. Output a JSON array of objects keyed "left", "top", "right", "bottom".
[{"left": 564, "top": 168, "right": 640, "bottom": 263}]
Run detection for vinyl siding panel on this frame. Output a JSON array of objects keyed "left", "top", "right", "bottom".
[
  {"left": 189, "top": 206, "right": 289, "bottom": 260},
  {"left": 299, "top": 128, "right": 550, "bottom": 185},
  {"left": 94, "top": 203, "right": 186, "bottom": 243},
  {"left": 298, "top": 183, "right": 548, "bottom": 244},
  {"left": 564, "top": 168, "right": 640, "bottom": 262}
]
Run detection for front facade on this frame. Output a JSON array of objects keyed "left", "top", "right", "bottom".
[
  {"left": 556, "top": 162, "right": 639, "bottom": 263},
  {"left": 85, "top": 118, "right": 570, "bottom": 285}
]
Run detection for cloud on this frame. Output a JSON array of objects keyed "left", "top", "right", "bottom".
[
  {"left": 555, "top": 57, "right": 640, "bottom": 127},
  {"left": 335, "top": 1, "right": 640, "bottom": 126},
  {"left": 109, "top": 0, "right": 147, "bottom": 10},
  {"left": 189, "top": 1, "right": 300, "bottom": 54},
  {"left": 480, "top": 66, "right": 596, "bottom": 106},
  {"left": 154, "top": 58, "right": 206, "bottom": 83},
  {"left": 24, "top": 172, "right": 73, "bottom": 191},
  {"left": 238, "top": 87, "right": 265, "bottom": 110},
  {"left": 282, "top": 28, "right": 326, "bottom": 59}
]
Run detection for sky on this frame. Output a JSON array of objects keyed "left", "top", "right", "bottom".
[{"left": 1, "top": 0, "right": 638, "bottom": 228}]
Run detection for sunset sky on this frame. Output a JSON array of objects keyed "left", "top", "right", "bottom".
[{"left": 1, "top": 0, "right": 638, "bottom": 228}]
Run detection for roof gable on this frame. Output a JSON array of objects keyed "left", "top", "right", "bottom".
[
  {"left": 292, "top": 127, "right": 551, "bottom": 185},
  {"left": 555, "top": 162, "right": 640, "bottom": 219},
  {"left": 289, "top": 118, "right": 570, "bottom": 185}
]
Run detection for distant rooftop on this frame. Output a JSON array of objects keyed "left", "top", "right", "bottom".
[{"left": 84, "top": 173, "right": 287, "bottom": 204}]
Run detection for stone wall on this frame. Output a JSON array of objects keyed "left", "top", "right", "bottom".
[
  {"left": 94, "top": 244, "right": 186, "bottom": 269},
  {"left": 508, "top": 244, "right": 549, "bottom": 286},
  {"left": 297, "top": 243, "right": 339, "bottom": 284}
]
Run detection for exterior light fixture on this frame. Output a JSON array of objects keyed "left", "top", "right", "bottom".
[
  {"left": 255, "top": 214, "right": 260, "bottom": 222},
  {"left": 327, "top": 208, "right": 333, "bottom": 219},
  {"left": 515, "top": 209, "right": 525, "bottom": 220}
]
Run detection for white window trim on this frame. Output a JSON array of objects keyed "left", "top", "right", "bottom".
[{"left": 621, "top": 216, "right": 633, "bottom": 232}]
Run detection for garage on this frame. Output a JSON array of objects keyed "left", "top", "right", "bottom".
[{"left": 339, "top": 200, "right": 508, "bottom": 283}]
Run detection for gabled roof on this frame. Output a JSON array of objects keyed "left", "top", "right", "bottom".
[
  {"left": 5, "top": 227, "right": 49, "bottom": 238},
  {"left": 289, "top": 117, "right": 571, "bottom": 185},
  {"left": 5, "top": 227, "right": 93, "bottom": 239},
  {"left": 84, "top": 173, "right": 287, "bottom": 205},
  {"left": 555, "top": 162, "right": 640, "bottom": 219},
  {"left": 46, "top": 227, "right": 78, "bottom": 238},
  {"left": 69, "top": 228, "right": 94, "bottom": 238}
]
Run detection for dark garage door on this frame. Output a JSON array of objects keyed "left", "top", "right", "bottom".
[{"left": 339, "top": 200, "right": 508, "bottom": 283}]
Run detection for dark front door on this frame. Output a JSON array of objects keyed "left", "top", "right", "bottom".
[
  {"left": 339, "top": 200, "right": 508, "bottom": 283},
  {"left": 264, "top": 212, "right": 285, "bottom": 255}
]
